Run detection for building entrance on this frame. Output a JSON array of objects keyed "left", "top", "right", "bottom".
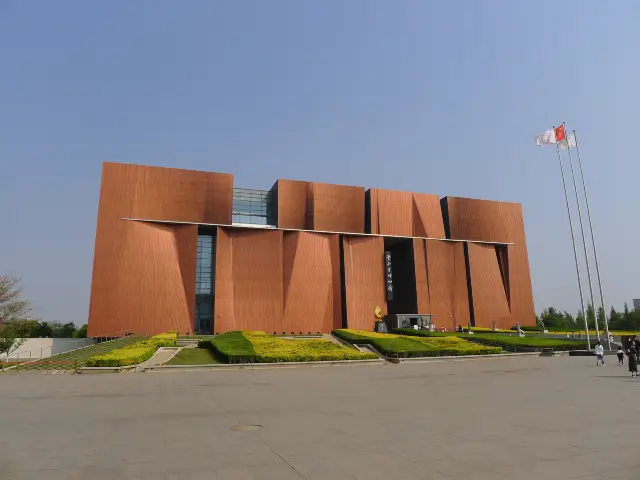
[
  {"left": 383, "top": 238, "right": 418, "bottom": 315},
  {"left": 194, "top": 229, "right": 216, "bottom": 334}
]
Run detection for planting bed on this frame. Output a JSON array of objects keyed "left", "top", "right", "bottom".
[
  {"left": 333, "top": 329, "right": 501, "bottom": 358},
  {"left": 86, "top": 333, "right": 178, "bottom": 367},
  {"left": 208, "top": 331, "right": 378, "bottom": 364},
  {"left": 395, "top": 328, "right": 588, "bottom": 352}
]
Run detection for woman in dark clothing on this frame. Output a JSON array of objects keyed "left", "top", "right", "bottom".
[{"left": 628, "top": 343, "right": 638, "bottom": 377}]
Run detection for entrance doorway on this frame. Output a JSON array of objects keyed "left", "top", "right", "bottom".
[
  {"left": 383, "top": 238, "right": 418, "bottom": 315},
  {"left": 194, "top": 229, "right": 216, "bottom": 334}
]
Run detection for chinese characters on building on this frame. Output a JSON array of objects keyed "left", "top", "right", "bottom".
[{"left": 384, "top": 251, "right": 393, "bottom": 301}]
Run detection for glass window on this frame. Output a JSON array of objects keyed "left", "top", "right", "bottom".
[
  {"left": 194, "top": 234, "right": 215, "bottom": 333},
  {"left": 232, "top": 188, "right": 275, "bottom": 226},
  {"left": 196, "top": 235, "right": 213, "bottom": 295}
]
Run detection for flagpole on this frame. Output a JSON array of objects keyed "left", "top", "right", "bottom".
[
  {"left": 573, "top": 129, "right": 611, "bottom": 350},
  {"left": 564, "top": 122, "right": 599, "bottom": 345},
  {"left": 554, "top": 130, "right": 590, "bottom": 350}
]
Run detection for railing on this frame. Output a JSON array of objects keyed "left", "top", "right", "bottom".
[
  {"left": 4, "top": 360, "right": 77, "bottom": 373},
  {"left": 5, "top": 338, "right": 94, "bottom": 362},
  {"left": 2, "top": 329, "right": 134, "bottom": 364}
]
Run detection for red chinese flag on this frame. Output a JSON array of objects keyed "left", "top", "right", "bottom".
[{"left": 554, "top": 125, "right": 566, "bottom": 143}]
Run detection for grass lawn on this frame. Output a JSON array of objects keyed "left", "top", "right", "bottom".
[{"left": 167, "top": 347, "right": 219, "bottom": 365}]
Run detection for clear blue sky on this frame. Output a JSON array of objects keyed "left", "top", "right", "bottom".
[{"left": 1, "top": 1, "right": 638, "bottom": 324}]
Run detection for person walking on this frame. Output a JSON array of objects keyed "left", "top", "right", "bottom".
[
  {"left": 617, "top": 346, "right": 625, "bottom": 365},
  {"left": 628, "top": 343, "right": 638, "bottom": 377},
  {"left": 595, "top": 342, "right": 605, "bottom": 367}
]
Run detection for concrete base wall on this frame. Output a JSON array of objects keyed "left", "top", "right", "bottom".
[{"left": 5, "top": 338, "right": 96, "bottom": 361}]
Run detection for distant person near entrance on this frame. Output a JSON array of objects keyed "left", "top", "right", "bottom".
[
  {"left": 617, "top": 346, "right": 624, "bottom": 365},
  {"left": 628, "top": 342, "right": 638, "bottom": 377},
  {"left": 595, "top": 342, "right": 604, "bottom": 367}
]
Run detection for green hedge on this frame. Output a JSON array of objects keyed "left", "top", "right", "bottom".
[
  {"left": 333, "top": 329, "right": 501, "bottom": 358},
  {"left": 210, "top": 331, "right": 257, "bottom": 363},
  {"left": 333, "top": 330, "right": 424, "bottom": 357},
  {"left": 86, "top": 333, "right": 178, "bottom": 367}
]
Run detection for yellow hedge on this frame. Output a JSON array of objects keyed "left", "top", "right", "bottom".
[
  {"left": 86, "top": 332, "right": 178, "bottom": 367},
  {"left": 243, "top": 331, "right": 378, "bottom": 362}
]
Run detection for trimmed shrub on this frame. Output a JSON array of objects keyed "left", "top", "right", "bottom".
[
  {"left": 247, "top": 333, "right": 377, "bottom": 362},
  {"left": 86, "top": 332, "right": 178, "bottom": 367},
  {"left": 209, "top": 331, "right": 378, "bottom": 363},
  {"left": 210, "top": 331, "right": 257, "bottom": 363}
]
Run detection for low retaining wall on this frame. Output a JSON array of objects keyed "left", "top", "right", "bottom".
[
  {"left": 5, "top": 338, "right": 96, "bottom": 361},
  {"left": 144, "top": 358, "right": 385, "bottom": 372}
]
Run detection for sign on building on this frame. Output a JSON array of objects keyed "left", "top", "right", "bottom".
[{"left": 384, "top": 251, "right": 393, "bottom": 302}]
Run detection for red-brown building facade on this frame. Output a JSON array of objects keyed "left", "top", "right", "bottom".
[{"left": 87, "top": 162, "right": 535, "bottom": 337}]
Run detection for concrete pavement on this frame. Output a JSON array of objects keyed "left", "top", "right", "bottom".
[{"left": 1, "top": 356, "right": 638, "bottom": 479}]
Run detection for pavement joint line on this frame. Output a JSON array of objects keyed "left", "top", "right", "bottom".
[{"left": 264, "top": 443, "right": 307, "bottom": 479}]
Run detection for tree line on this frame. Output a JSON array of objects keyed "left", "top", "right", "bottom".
[
  {"left": 537, "top": 303, "right": 640, "bottom": 331},
  {"left": 1, "top": 276, "right": 87, "bottom": 357},
  {"left": 8, "top": 319, "right": 88, "bottom": 339}
]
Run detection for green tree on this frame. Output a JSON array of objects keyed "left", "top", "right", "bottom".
[
  {"left": 0, "top": 322, "right": 23, "bottom": 357},
  {"left": 624, "top": 302, "right": 630, "bottom": 316},
  {"left": 0, "top": 277, "right": 32, "bottom": 326},
  {"left": 0, "top": 277, "right": 35, "bottom": 356},
  {"left": 597, "top": 306, "right": 605, "bottom": 330},
  {"left": 586, "top": 304, "right": 596, "bottom": 329},
  {"left": 73, "top": 324, "right": 88, "bottom": 338},
  {"left": 49, "top": 321, "right": 77, "bottom": 338},
  {"left": 35, "top": 321, "right": 52, "bottom": 337},
  {"left": 609, "top": 306, "right": 625, "bottom": 330},
  {"left": 9, "top": 319, "right": 39, "bottom": 337}
]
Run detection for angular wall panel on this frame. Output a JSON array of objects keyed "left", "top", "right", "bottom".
[
  {"left": 412, "top": 193, "right": 446, "bottom": 238},
  {"left": 213, "top": 228, "right": 341, "bottom": 334},
  {"left": 367, "top": 188, "right": 446, "bottom": 238},
  {"left": 226, "top": 229, "right": 284, "bottom": 333},
  {"left": 275, "top": 179, "right": 308, "bottom": 230},
  {"left": 109, "top": 162, "right": 233, "bottom": 224},
  {"left": 342, "top": 236, "right": 387, "bottom": 331},
  {"left": 413, "top": 239, "right": 431, "bottom": 315},
  {"left": 466, "top": 243, "right": 511, "bottom": 329},
  {"left": 309, "top": 183, "right": 365, "bottom": 233},
  {"left": 375, "top": 189, "right": 413, "bottom": 237},
  {"left": 443, "top": 197, "right": 535, "bottom": 326},
  {"left": 424, "top": 240, "right": 470, "bottom": 331},
  {"left": 88, "top": 161, "right": 220, "bottom": 337},
  {"left": 88, "top": 221, "right": 197, "bottom": 337},
  {"left": 282, "top": 231, "right": 342, "bottom": 333},
  {"left": 275, "top": 179, "right": 365, "bottom": 233}
]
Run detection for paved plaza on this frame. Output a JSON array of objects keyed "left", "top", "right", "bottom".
[{"left": 1, "top": 356, "right": 639, "bottom": 479}]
